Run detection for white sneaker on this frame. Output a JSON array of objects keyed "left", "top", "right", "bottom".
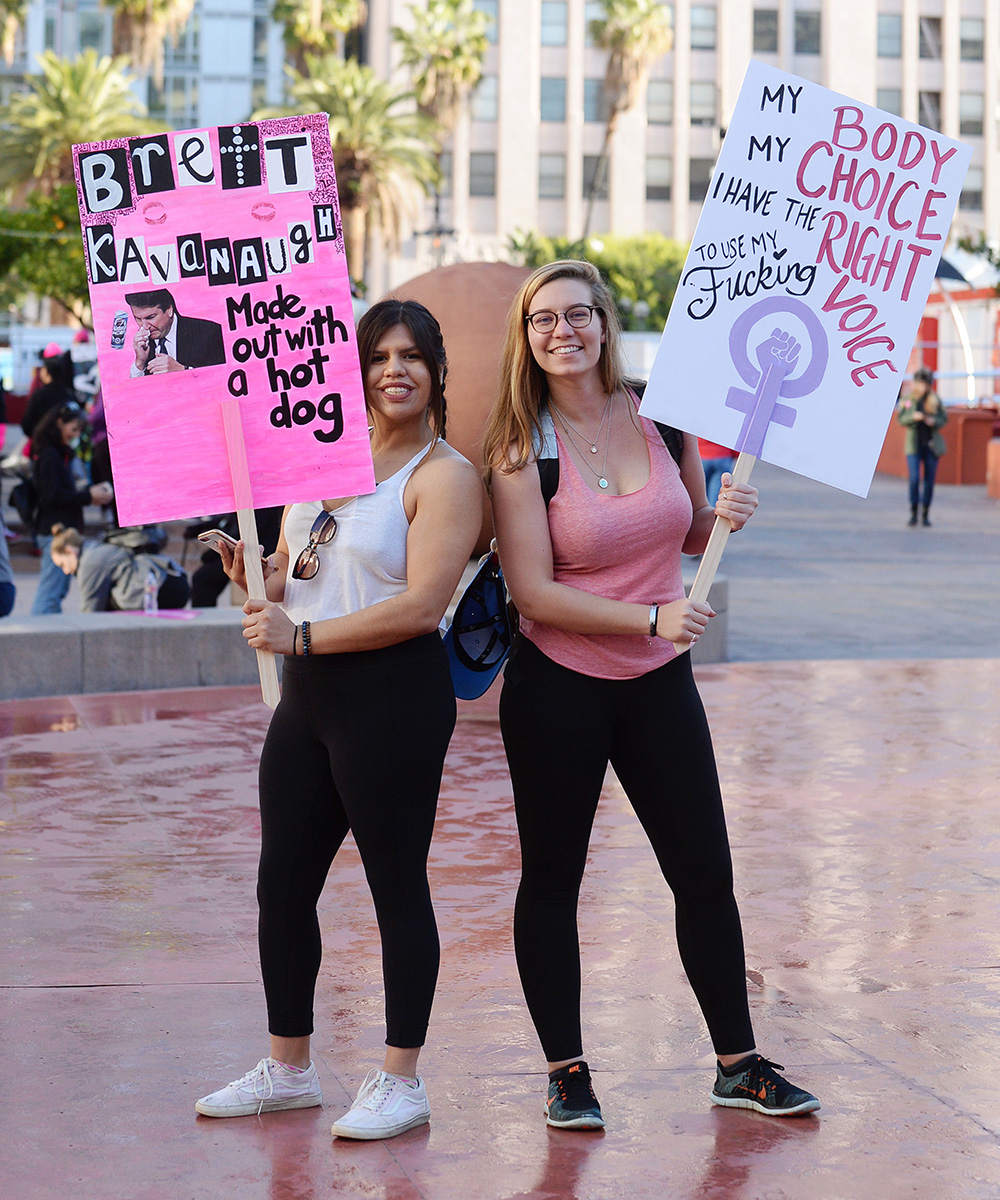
[
  {"left": 330, "top": 1070, "right": 431, "bottom": 1140},
  {"left": 195, "top": 1057, "right": 323, "bottom": 1117}
]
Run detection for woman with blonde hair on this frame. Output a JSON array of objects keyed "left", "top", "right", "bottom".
[{"left": 484, "top": 260, "right": 819, "bottom": 1129}]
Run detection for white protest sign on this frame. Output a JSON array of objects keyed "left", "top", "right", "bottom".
[{"left": 641, "top": 62, "right": 971, "bottom": 497}]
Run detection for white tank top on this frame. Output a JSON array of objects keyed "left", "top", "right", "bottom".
[{"left": 281, "top": 442, "right": 460, "bottom": 627}]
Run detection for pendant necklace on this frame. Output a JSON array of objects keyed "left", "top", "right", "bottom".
[
  {"left": 553, "top": 395, "right": 614, "bottom": 490},
  {"left": 554, "top": 392, "right": 613, "bottom": 453}
]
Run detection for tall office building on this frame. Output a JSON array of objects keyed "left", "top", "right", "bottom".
[
  {"left": 0, "top": 0, "right": 286, "bottom": 125},
  {"left": 368, "top": 0, "right": 995, "bottom": 294}
]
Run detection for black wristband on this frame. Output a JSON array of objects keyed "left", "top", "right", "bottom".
[{"left": 292, "top": 625, "right": 298, "bottom": 656}]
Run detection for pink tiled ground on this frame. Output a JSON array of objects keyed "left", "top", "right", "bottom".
[{"left": 2, "top": 660, "right": 999, "bottom": 1199}]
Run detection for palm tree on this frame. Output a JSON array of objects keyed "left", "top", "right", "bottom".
[
  {"left": 272, "top": 0, "right": 366, "bottom": 74},
  {"left": 1, "top": 0, "right": 26, "bottom": 64},
  {"left": 0, "top": 50, "right": 158, "bottom": 193},
  {"left": 392, "top": 0, "right": 491, "bottom": 137},
  {"left": 254, "top": 56, "right": 440, "bottom": 284},
  {"left": 585, "top": 0, "right": 673, "bottom": 235},
  {"left": 105, "top": 0, "right": 196, "bottom": 86}
]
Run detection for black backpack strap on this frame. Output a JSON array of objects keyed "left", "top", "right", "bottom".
[
  {"left": 629, "top": 379, "right": 684, "bottom": 467},
  {"left": 533, "top": 406, "right": 560, "bottom": 509}
]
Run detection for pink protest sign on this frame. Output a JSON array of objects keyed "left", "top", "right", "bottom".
[
  {"left": 641, "top": 63, "right": 971, "bottom": 497},
  {"left": 72, "top": 114, "right": 375, "bottom": 525}
]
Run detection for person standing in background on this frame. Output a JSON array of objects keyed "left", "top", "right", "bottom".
[
  {"left": 698, "top": 437, "right": 736, "bottom": 508},
  {"left": 896, "top": 367, "right": 947, "bottom": 527}
]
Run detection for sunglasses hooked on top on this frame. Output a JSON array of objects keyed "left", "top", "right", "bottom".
[
  {"left": 524, "top": 305, "right": 599, "bottom": 334},
  {"left": 292, "top": 511, "right": 338, "bottom": 580}
]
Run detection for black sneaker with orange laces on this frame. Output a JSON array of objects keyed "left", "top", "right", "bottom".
[
  {"left": 545, "top": 1060, "right": 605, "bottom": 1130},
  {"left": 711, "top": 1054, "right": 820, "bottom": 1116}
]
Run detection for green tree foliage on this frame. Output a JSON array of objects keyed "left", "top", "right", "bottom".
[
  {"left": 392, "top": 0, "right": 491, "bottom": 136},
  {"left": 272, "top": 0, "right": 366, "bottom": 73},
  {"left": 0, "top": 184, "right": 90, "bottom": 320},
  {"left": 957, "top": 233, "right": 1000, "bottom": 294},
  {"left": 107, "top": 0, "right": 196, "bottom": 85},
  {"left": 0, "top": 50, "right": 157, "bottom": 192},
  {"left": 586, "top": 0, "right": 673, "bottom": 234},
  {"left": 508, "top": 230, "right": 687, "bottom": 331},
  {"left": 254, "top": 56, "right": 439, "bottom": 284}
]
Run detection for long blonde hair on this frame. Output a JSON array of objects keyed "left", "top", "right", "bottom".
[{"left": 482, "top": 260, "right": 630, "bottom": 488}]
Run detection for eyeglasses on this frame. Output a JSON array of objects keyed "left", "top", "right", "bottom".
[
  {"left": 524, "top": 305, "right": 599, "bottom": 334},
  {"left": 292, "top": 511, "right": 338, "bottom": 580}
]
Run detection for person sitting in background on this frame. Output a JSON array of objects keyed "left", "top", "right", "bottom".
[
  {"left": 29, "top": 402, "right": 114, "bottom": 614},
  {"left": 0, "top": 511, "right": 15, "bottom": 617},
  {"left": 190, "top": 508, "right": 283, "bottom": 607},
  {"left": 48, "top": 526, "right": 189, "bottom": 612}
]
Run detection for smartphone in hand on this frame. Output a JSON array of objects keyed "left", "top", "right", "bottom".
[{"left": 197, "top": 528, "right": 239, "bottom": 555}]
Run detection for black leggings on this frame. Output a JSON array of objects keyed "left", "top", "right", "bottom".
[
  {"left": 257, "top": 633, "right": 455, "bottom": 1047},
  {"left": 500, "top": 637, "right": 755, "bottom": 1062}
]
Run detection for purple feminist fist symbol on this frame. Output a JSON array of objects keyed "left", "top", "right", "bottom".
[{"left": 725, "top": 297, "right": 828, "bottom": 458}]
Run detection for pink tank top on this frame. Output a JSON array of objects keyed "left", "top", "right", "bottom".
[{"left": 520, "top": 417, "right": 692, "bottom": 679}]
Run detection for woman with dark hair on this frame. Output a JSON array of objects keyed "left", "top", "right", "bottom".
[
  {"left": 195, "top": 299, "right": 481, "bottom": 1140},
  {"left": 21, "top": 345, "right": 76, "bottom": 438},
  {"left": 483, "top": 260, "right": 819, "bottom": 1128},
  {"left": 29, "top": 402, "right": 113, "bottom": 614}
]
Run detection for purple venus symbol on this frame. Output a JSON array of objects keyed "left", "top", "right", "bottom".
[{"left": 724, "top": 297, "right": 828, "bottom": 458}]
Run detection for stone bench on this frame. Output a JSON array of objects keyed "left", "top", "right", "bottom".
[{"left": 0, "top": 572, "right": 728, "bottom": 701}]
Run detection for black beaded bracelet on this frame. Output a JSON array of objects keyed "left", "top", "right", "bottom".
[
  {"left": 301, "top": 620, "right": 312, "bottom": 656},
  {"left": 292, "top": 625, "right": 298, "bottom": 656}
]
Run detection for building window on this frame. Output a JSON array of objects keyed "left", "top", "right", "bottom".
[
  {"left": 437, "top": 151, "right": 452, "bottom": 198},
  {"left": 960, "top": 18, "right": 983, "bottom": 62},
  {"left": 960, "top": 93, "right": 984, "bottom": 138},
  {"left": 876, "top": 89, "right": 902, "bottom": 116},
  {"left": 690, "top": 157, "right": 715, "bottom": 201},
  {"left": 919, "top": 16, "right": 941, "bottom": 59},
  {"left": 539, "top": 153, "right": 566, "bottom": 199},
  {"left": 647, "top": 78, "right": 672, "bottom": 124},
  {"left": 690, "top": 81, "right": 716, "bottom": 127},
  {"left": 877, "top": 13, "right": 901, "bottom": 58},
  {"left": 252, "top": 15, "right": 268, "bottom": 69},
  {"left": 474, "top": 0, "right": 498, "bottom": 44},
  {"left": 472, "top": 75, "right": 498, "bottom": 121},
  {"left": 918, "top": 91, "right": 941, "bottom": 131},
  {"left": 753, "top": 9, "right": 778, "bottom": 53},
  {"left": 794, "top": 11, "right": 820, "bottom": 55},
  {"left": 584, "top": 78, "right": 607, "bottom": 123},
  {"left": 646, "top": 156, "right": 672, "bottom": 201},
  {"left": 541, "top": 1, "right": 567, "bottom": 46},
  {"left": 148, "top": 74, "right": 199, "bottom": 128},
  {"left": 78, "top": 11, "right": 107, "bottom": 53},
  {"left": 540, "top": 77, "right": 566, "bottom": 122},
  {"left": 164, "top": 14, "right": 199, "bottom": 67},
  {"left": 469, "top": 152, "right": 496, "bottom": 197},
  {"left": 584, "top": 0, "right": 602, "bottom": 48},
  {"left": 690, "top": 6, "right": 716, "bottom": 50},
  {"left": 583, "top": 155, "right": 608, "bottom": 200},
  {"left": 44, "top": 15, "right": 56, "bottom": 49},
  {"left": 960, "top": 166, "right": 982, "bottom": 211}
]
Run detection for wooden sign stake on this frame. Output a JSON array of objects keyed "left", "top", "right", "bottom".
[
  {"left": 221, "top": 399, "right": 281, "bottom": 709},
  {"left": 673, "top": 450, "right": 757, "bottom": 655}
]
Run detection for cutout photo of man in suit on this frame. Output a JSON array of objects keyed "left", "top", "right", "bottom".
[{"left": 126, "top": 289, "right": 226, "bottom": 376}]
